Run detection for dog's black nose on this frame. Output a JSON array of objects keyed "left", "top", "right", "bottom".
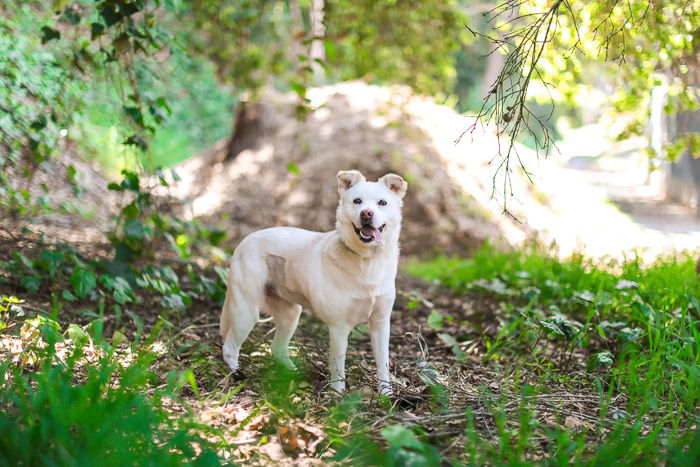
[{"left": 360, "top": 209, "right": 373, "bottom": 222}]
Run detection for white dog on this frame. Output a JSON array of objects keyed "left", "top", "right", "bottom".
[{"left": 219, "top": 170, "right": 407, "bottom": 394}]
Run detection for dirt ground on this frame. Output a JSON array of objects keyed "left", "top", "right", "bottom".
[{"left": 0, "top": 223, "right": 627, "bottom": 464}]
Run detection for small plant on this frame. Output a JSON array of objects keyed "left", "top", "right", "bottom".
[{"left": 0, "top": 310, "right": 221, "bottom": 466}]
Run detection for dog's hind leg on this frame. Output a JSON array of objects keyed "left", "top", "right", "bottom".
[
  {"left": 220, "top": 253, "right": 265, "bottom": 372},
  {"left": 265, "top": 295, "right": 302, "bottom": 370}
]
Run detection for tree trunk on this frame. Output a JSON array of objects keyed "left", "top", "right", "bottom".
[
  {"left": 226, "top": 100, "right": 262, "bottom": 161},
  {"left": 309, "top": 0, "right": 325, "bottom": 78}
]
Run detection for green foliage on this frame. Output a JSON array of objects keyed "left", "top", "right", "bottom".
[
  {"left": 407, "top": 242, "right": 700, "bottom": 464},
  {"left": 185, "top": 0, "right": 468, "bottom": 97},
  {"left": 186, "top": 0, "right": 293, "bottom": 92},
  {"left": 0, "top": 0, "right": 175, "bottom": 218},
  {"left": 324, "top": 0, "right": 466, "bottom": 95},
  {"left": 0, "top": 318, "right": 220, "bottom": 465},
  {"left": 1, "top": 237, "right": 226, "bottom": 318},
  {"left": 479, "top": 0, "right": 700, "bottom": 158},
  {"left": 73, "top": 40, "right": 236, "bottom": 174}
]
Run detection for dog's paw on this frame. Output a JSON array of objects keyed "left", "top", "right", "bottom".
[
  {"left": 329, "top": 381, "right": 346, "bottom": 394},
  {"left": 275, "top": 357, "right": 298, "bottom": 371},
  {"left": 377, "top": 381, "right": 393, "bottom": 396},
  {"left": 223, "top": 359, "right": 239, "bottom": 372}
]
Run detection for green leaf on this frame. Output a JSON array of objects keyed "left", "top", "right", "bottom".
[
  {"left": 62, "top": 289, "right": 77, "bottom": 301},
  {"left": 15, "top": 252, "right": 35, "bottom": 271},
  {"left": 71, "top": 268, "right": 97, "bottom": 298},
  {"left": 574, "top": 290, "right": 595, "bottom": 303},
  {"left": 124, "top": 220, "right": 148, "bottom": 239},
  {"left": 615, "top": 279, "right": 640, "bottom": 290},
  {"left": 99, "top": 4, "right": 121, "bottom": 26},
  {"left": 214, "top": 266, "right": 229, "bottom": 285},
  {"left": 323, "top": 39, "right": 336, "bottom": 61},
  {"left": 160, "top": 294, "right": 185, "bottom": 310},
  {"left": 112, "top": 330, "right": 128, "bottom": 346},
  {"left": 437, "top": 332, "right": 465, "bottom": 360},
  {"left": 40, "top": 250, "right": 64, "bottom": 277},
  {"left": 123, "top": 135, "right": 147, "bottom": 150},
  {"left": 381, "top": 425, "right": 421, "bottom": 450},
  {"left": 589, "top": 350, "right": 614, "bottom": 370},
  {"left": 290, "top": 82, "right": 306, "bottom": 97},
  {"left": 20, "top": 276, "right": 41, "bottom": 293},
  {"left": 287, "top": 162, "right": 301, "bottom": 175},
  {"left": 66, "top": 323, "right": 89, "bottom": 346},
  {"left": 101, "top": 276, "right": 134, "bottom": 304},
  {"left": 427, "top": 310, "right": 443, "bottom": 331},
  {"left": 416, "top": 360, "right": 440, "bottom": 385}
]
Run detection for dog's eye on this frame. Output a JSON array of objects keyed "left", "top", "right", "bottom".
[
  {"left": 378, "top": 199, "right": 387, "bottom": 206},
  {"left": 353, "top": 198, "right": 362, "bottom": 205}
]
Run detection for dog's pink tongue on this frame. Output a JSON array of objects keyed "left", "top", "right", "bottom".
[{"left": 361, "top": 226, "right": 382, "bottom": 243}]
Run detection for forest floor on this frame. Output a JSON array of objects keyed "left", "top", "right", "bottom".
[
  {"left": 0, "top": 221, "right": 671, "bottom": 465},
  {"left": 2, "top": 84, "right": 698, "bottom": 464}
]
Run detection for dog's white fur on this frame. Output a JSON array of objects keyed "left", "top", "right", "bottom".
[{"left": 220, "top": 170, "right": 407, "bottom": 394}]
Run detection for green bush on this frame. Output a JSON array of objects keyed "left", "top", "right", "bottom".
[{"left": 0, "top": 328, "right": 220, "bottom": 466}]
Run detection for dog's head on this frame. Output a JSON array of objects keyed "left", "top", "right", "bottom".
[{"left": 336, "top": 170, "right": 407, "bottom": 251}]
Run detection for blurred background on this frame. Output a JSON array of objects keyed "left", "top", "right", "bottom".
[{"left": 1, "top": 0, "right": 699, "bottom": 259}]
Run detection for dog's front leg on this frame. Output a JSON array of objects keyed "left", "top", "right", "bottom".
[
  {"left": 328, "top": 325, "right": 351, "bottom": 393},
  {"left": 369, "top": 297, "right": 394, "bottom": 395}
]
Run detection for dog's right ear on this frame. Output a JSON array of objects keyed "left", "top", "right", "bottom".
[{"left": 337, "top": 170, "right": 365, "bottom": 194}]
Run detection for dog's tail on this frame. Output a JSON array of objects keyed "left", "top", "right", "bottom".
[{"left": 219, "top": 245, "right": 268, "bottom": 342}]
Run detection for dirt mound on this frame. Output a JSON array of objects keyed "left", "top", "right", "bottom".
[{"left": 170, "top": 81, "right": 533, "bottom": 256}]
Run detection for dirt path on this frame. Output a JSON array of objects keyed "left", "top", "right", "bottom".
[{"left": 517, "top": 126, "right": 700, "bottom": 261}]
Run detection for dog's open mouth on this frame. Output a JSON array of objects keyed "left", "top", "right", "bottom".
[{"left": 353, "top": 224, "right": 386, "bottom": 243}]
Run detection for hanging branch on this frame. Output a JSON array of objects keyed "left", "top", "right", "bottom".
[
  {"left": 458, "top": 0, "right": 568, "bottom": 216},
  {"left": 460, "top": 0, "right": 643, "bottom": 216}
]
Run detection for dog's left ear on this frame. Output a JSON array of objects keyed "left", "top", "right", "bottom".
[
  {"left": 379, "top": 173, "right": 408, "bottom": 199},
  {"left": 337, "top": 170, "right": 366, "bottom": 194}
]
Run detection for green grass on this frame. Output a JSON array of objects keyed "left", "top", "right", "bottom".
[
  {"left": 0, "top": 305, "right": 221, "bottom": 466},
  {"left": 406, "top": 242, "right": 700, "bottom": 464}
]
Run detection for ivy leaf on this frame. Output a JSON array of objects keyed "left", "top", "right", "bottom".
[
  {"left": 615, "top": 279, "right": 640, "bottom": 290},
  {"left": 66, "top": 323, "right": 89, "bottom": 346},
  {"left": 589, "top": 350, "right": 614, "bottom": 370},
  {"left": 62, "top": 289, "right": 77, "bottom": 301},
  {"left": 101, "top": 276, "right": 134, "bottom": 304},
  {"left": 40, "top": 249, "right": 64, "bottom": 277},
  {"left": 160, "top": 294, "right": 185, "bottom": 311},
  {"left": 417, "top": 359, "right": 440, "bottom": 385},
  {"left": 123, "top": 135, "right": 147, "bottom": 151},
  {"left": 574, "top": 290, "right": 595, "bottom": 303},
  {"left": 71, "top": 268, "right": 96, "bottom": 298},
  {"left": 99, "top": 4, "right": 121, "bottom": 27},
  {"left": 437, "top": 332, "right": 466, "bottom": 360}
]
